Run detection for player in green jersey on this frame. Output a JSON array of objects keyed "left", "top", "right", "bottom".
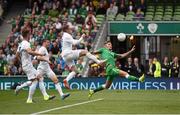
[{"left": 88, "top": 40, "right": 145, "bottom": 98}]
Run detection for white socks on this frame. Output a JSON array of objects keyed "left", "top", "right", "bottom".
[
  {"left": 55, "top": 83, "right": 64, "bottom": 96},
  {"left": 66, "top": 71, "right": 76, "bottom": 82},
  {"left": 86, "top": 52, "right": 100, "bottom": 64},
  {"left": 27, "top": 80, "right": 38, "bottom": 101},
  {"left": 125, "top": 74, "right": 129, "bottom": 79},
  {"left": 39, "top": 80, "right": 49, "bottom": 97},
  {"left": 17, "top": 81, "right": 32, "bottom": 90},
  {"left": 102, "top": 84, "right": 106, "bottom": 89}
]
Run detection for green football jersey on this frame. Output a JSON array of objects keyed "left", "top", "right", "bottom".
[{"left": 98, "top": 48, "right": 118, "bottom": 68}]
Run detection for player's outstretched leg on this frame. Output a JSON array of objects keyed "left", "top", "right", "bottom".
[
  {"left": 63, "top": 71, "right": 76, "bottom": 89},
  {"left": 89, "top": 81, "right": 111, "bottom": 99},
  {"left": 120, "top": 70, "right": 145, "bottom": 82},
  {"left": 63, "top": 79, "right": 70, "bottom": 89},
  {"left": 11, "top": 81, "right": 32, "bottom": 95},
  {"left": 125, "top": 74, "right": 145, "bottom": 82},
  {"left": 86, "top": 52, "right": 107, "bottom": 65}
]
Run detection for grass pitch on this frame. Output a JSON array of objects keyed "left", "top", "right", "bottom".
[{"left": 0, "top": 90, "right": 180, "bottom": 114}]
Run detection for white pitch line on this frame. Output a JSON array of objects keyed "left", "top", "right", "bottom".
[{"left": 31, "top": 98, "right": 104, "bottom": 115}]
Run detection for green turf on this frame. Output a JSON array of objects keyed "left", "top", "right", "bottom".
[{"left": 0, "top": 90, "right": 180, "bottom": 114}]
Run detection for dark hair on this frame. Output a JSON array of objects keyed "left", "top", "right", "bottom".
[
  {"left": 21, "top": 28, "right": 30, "bottom": 38},
  {"left": 62, "top": 24, "right": 69, "bottom": 32},
  {"left": 41, "top": 39, "right": 49, "bottom": 45},
  {"left": 104, "top": 40, "right": 111, "bottom": 45},
  {"left": 42, "top": 39, "right": 49, "bottom": 43}
]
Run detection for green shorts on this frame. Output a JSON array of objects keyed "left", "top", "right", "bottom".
[{"left": 106, "top": 66, "right": 120, "bottom": 81}]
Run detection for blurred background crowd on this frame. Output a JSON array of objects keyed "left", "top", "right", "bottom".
[{"left": 0, "top": 0, "right": 179, "bottom": 78}]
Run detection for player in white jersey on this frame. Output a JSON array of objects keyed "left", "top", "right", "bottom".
[
  {"left": 13, "top": 28, "right": 54, "bottom": 103},
  {"left": 36, "top": 39, "right": 70, "bottom": 100},
  {"left": 61, "top": 24, "right": 106, "bottom": 89}
]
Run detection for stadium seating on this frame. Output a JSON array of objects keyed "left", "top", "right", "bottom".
[{"left": 111, "top": 1, "right": 180, "bottom": 21}]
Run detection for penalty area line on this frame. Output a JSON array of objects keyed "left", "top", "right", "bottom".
[{"left": 31, "top": 98, "right": 104, "bottom": 115}]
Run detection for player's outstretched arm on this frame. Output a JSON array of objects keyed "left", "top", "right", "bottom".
[
  {"left": 72, "top": 33, "right": 86, "bottom": 45},
  {"left": 117, "top": 45, "right": 135, "bottom": 59},
  {"left": 90, "top": 50, "right": 101, "bottom": 55},
  {"left": 26, "top": 48, "right": 44, "bottom": 56},
  {"left": 36, "top": 56, "right": 51, "bottom": 64}
]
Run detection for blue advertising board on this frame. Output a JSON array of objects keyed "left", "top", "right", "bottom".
[{"left": 0, "top": 76, "right": 179, "bottom": 90}]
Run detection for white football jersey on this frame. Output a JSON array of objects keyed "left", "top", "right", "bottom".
[
  {"left": 61, "top": 32, "right": 74, "bottom": 53},
  {"left": 17, "top": 40, "right": 32, "bottom": 67},
  {"left": 38, "top": 46, "right": 49, "bottom": 68}
]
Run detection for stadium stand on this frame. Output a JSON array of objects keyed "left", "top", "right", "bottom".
[
  {"left": 0, "top": 0, "right": 179, "bottom": 77},
  {"left": 0, "top": 0, "right": 107, "bottom": 76}
]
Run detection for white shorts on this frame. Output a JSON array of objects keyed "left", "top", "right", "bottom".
[
  {"left": 37, "top": 66, "right": 56, "bottom": 78},
  {"left": 62, "top": 50, "right": 82, "bottom": 67},
  {"left": 22, "top": 64, "right": 38, "bottom": 80}
]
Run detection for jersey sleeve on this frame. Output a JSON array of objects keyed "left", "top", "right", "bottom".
[
  {"left": 113, "top": 52, "right": 119, "bottom": 58},
  {"left": 21, "top": 41, "right": 31, "bottom": 50},
  {"left": 97, "top": 48, "right": 103, "bottom": 53},
  {"left": 38, "top": 47, "right": 46, "bottom": 55},
  {"left": 64, "top": 33, "right": 83, "bottom": 45}
]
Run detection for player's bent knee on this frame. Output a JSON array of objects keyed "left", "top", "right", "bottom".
[
  {"left": 38, "top": 77, "right": 44, "bottom": 82},
  {"left": 80, "top": 50, "right": 88, "bottom": 56},
  {"left": 51, "top": 76, "right": 59, "bottom": 84},
  {"left": 27, "top": 81, "right": 32, "bottom": 86},
  {"left": 53, "top": 79, "right": 59, "bottom": 84}
]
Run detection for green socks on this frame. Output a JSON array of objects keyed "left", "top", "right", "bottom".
[
  {"left": 126, "top": 75, "right": 139, "bottom": 81},
  {"left": 94, "top": 85, "right": 105, "bottom": 93}
]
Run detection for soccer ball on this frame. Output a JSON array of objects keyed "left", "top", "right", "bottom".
[{"left": 117, "top": 33, "right": 126, "bottom": 42}]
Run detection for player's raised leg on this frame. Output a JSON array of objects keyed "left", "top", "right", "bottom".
[
  {"left": 89, "top": 68, "right": 144, "bottom": 98},
  {"left": 63, "top": 65, "right": 77, "bottom": 89},
  {"left": 11, "top": 81, "right": 32, "bottom": 95},
  {"left": 63, "top": 50, "right": 106, "bottom": 89},
  {"left": 80, "top": 50, "right": 106, "bottom": 65},
  {"left": 89, "top": 80, "right": 112, "bottom": 98},
  {"left": 119, "top": 70, "right": 145, "bottom": 82}
]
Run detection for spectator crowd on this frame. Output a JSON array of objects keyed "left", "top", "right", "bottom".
[
  {"left": 89, "top": 56, "right": 180, "bottom": 78},
  {"left": 0, "top": 0, "right": 179, "bottom": 78}
]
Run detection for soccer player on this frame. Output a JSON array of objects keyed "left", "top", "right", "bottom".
[
  {"left": 36, "top": 39, "right": 70, "bottom": 100},
  {"left": 13, "top": 28, "right": 54, "bottom": 103},
  {"left": 88, "top": 40, "right": 145, "bottom": 98},
  {"left": 62, "top": 24, "right": 106, "bottom": 89}
]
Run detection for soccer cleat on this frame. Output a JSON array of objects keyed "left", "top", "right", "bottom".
[
  {"left": 63, "top": 79, "right": 70, "bottom": 89},
  {"left": 12, "top": 83, "right": 21, "bottom": 95},
  {"left": 61, "top": 93, "right": 70, "bottom": 100},
  {"left": 139, "top": 74, "right": 145, "bottom": 82},
  {"left": 14, "top": 86, "right": 21, "bottom": 95},
  {"left": 11, "top": 82, "right": 20, "bottom": 90},
  {"left": 44, "top": 95, "right": 56, "bottom": 101},
  {"left": 88, "top": 90, "right": 94, "bottom": 99},
  {"left": 26, "top": 99, "right": 33, "bottom": 104}
]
